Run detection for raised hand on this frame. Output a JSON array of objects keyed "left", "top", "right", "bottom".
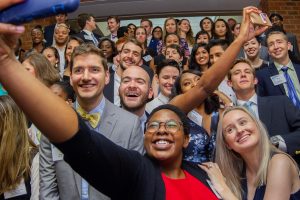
[{"left": 237, "top": 6, "right": 268, "bottom": 43}]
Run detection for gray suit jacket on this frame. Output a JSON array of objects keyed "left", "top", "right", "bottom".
[{"left": 40, "top": 98, "right": 144, "bottom": 200}]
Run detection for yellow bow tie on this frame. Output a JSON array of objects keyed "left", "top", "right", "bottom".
[{"left": 77, "top": 107, "right": 101, "bottom": 128}]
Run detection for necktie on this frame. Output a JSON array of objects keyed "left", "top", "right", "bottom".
[
  {"left": 91, "top": 33, "right": 99, "bottom": 46},
  {"left": 111, "top": 34, "right": 117, "bottom": 39},
  {"left": 243, "top": 101, "right": 255, "bottom": 116},
  {"left": 77, "top": 106, "right": 100, "bottom": 128},
  {"left": 281, "top": 66, "right": 300, "bottom": 108}
]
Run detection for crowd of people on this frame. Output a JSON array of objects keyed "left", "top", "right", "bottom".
[{"left": 0, "top": 1, "right": 300, "bottom": 199}]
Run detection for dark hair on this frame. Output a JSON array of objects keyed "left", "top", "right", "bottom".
[
  {"left": 42, "top": 46, "right": 60, "bottom": 68},
  {"left": 152, "top": 26, "right": 163, "bottom": 40},
  {"left": 231, "top": 22, "right": 241, "bottom": 31},
  {"left": 117, "top": 26, "right": 128, "bottom": 38},
  {"left": 156, "top": 59, "right": 180, "bottom": 76},
  {"left": 140, "top": 18, "right": 153, "bottom": 27},
  {"left": 98, "top": 38, "right": 117, "bottom": 63},
  {"left": 77, "top": 13, "right": 94, "bottom": 30},
  {"left": 107, "top": 16, "right": 120, "bottom": 24},
  {"left": 207, "top": 39, "right": 229, "bottom": 52},
  {"left": 31, "top": 25, "right": 43, "bottom": 34},
  {"left": 212, "top": 19, "right": 234, "bottom": 44},
  {"left": 189, "top": 43, "right": 210, "bottom": 71},
  {"left": 52, "top": 81, "right": 75, "bottom": 102},
  {"left": 70, "top": 43, "right": 108, "bottom": 72},
  {"left": 165, "top": 44, "right": 184, "bottom": 57},
  {"left": 269, "top": 13, "right": 283, "bottom": 21},
  {"left": 164, "top": 33, "right": 180, "bottom": 44},
  {"left": 171, "top": 70, "right": 220, "bottom": 114},
  {"left": 64, "top": 36, "right": 84, "bottom": 68},
  {"left": 200, "top": 17, "right": 213, "bottom": 31},
  {"left": 195, "top": 30, "right": 211, "bottom": 43},
  {"left": 147, "top": 104, "right": 190, "bottom": 135}
]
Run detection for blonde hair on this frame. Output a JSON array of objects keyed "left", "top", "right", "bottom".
[
  {"left": 215, "top": 106, "right": 281, "bottom": 199},
  {"left": 0, "top": 96, "right": 36, "bottom": 193},
  {"left": 23, "top": 53, "right": 60, "bottom": 87}
]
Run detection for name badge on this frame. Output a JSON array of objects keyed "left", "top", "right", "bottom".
[
  {"left": 270, "top": 74, "right": 286, "bottom": 86},
  {"left": 4, "top": 178, "right": 27, "bottom": 199},
  {"left": 51, "top": 144, "right": 64, "bottom": 161},
  {"left": 187, "top": 110, "right": 203, "bottom": 127},
  {"left": 143, "top": 55, "right": 152, "bottom": 62}
]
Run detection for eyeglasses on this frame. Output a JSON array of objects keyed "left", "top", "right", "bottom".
[{"left": 145, "top": 120, "right": 183, "bottom": 134}]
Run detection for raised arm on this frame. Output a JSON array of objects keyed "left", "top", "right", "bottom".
[
  {"left": 170, "top": 7, "right": 268, "bottom": 113},
  {"left": 0, "top": 15, "right": 78, "bottom": 143}
]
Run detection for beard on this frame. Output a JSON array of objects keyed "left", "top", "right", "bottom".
[{"left": 120, "top": 94, "right": 149, "bottom": 113}]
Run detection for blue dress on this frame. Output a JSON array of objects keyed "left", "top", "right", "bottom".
[
  {"left": 183, "top": 111, "right": 219, "bottom": 163},
  {"left": 242, "top": 179, "right": 300, "bottom": 200},
  {"left": 241, "top": 152, "right": 300, "bottom": 200}
]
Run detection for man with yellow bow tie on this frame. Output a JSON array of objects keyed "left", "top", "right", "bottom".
[{"left": 40, "top": 44, "right": 144, "bottom": 200}]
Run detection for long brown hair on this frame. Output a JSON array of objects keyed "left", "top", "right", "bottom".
[{"left": 0, "top": 96, "right": 36, "bottom": 193}]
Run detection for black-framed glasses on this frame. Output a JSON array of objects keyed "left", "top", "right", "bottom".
[{"left": 145, "top": 120, "right": 183, "bottom": 134}]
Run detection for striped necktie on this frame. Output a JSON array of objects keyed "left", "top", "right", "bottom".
[{"left": 281, "top": 66, "right": 300, "bottom": 108}]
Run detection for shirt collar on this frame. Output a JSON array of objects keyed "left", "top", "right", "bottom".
[
  {"left": 274, "top": 60, "right": 294, "bottom": 71},
  {"left": 83, "top": 29, "right": 93, "bottom": 36},
  {"left": 237, "top": 93, "right": 257, "bottom": 106},
  {"left": 157, "top": 93, "right": 169, "bottom": 104},
  {"left": 75, "top": 97, "right": 106, "bottom": 116}
]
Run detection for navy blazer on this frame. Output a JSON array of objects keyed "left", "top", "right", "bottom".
[
  {"left": 256, "top": 62, "right": 300, "bottom": 97},
  {"left": 44, "top": 24, "right": 56, "bottom": 47},
  {"left": 257, "top": 95, "right": 300, "bottom": 164},
  {"left": 74, "top": 31, "right": 101, "bottom": 45},
  {"left": 103, "top": 71, "right": 115, "bottom": 103}
]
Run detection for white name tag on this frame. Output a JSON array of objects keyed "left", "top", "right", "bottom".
[
  {"left": 51, "top": 144, "right": 64, "bottom": 161},
  {"left": 271, "top": 74, "right": 286, "bottom": 86},
  {"left": 143, "top": 55, "right": 152, "bottom": 62},
  {"left": 4, "top": 178, "right": 27, "bottom": 199}
]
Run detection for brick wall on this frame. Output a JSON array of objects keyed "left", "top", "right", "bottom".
[
  {"left": 21, "top": 0, "right": 300, "bottom": 50},
  {"left": 21, "top": 17, "right": 55, "bottom": 51},
  {"left": 260, "top": 0, "right": 300, "bottom": 48}
]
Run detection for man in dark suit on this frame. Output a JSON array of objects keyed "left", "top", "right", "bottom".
[
  {"left": 256, "top": 31, "right": 300, "bottom": 108},
  {"left": 75, "top": 13, "right": 101, "bottom": 46},
  {"left": 44, "top": 13, "right": 70, "bottom": 47},
  {"left": 227, "top": 58, "right": 300, "bottom": 165}
]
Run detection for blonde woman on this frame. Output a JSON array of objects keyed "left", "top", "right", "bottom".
[
  {"left": 0, "top": 95, "right": 39, "bottom": 200},
  {"left": 200, "top": 107, "right": 300, "bottom": 200}
]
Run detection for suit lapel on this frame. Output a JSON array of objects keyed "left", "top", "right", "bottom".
[
  {"left": 257, "top": 96, "right": 271, "bottom": 128},
  {"left": 99, "top": 99, "right": 117, "bottom": 137},
  {"left": 268, "top": 63, "right": 286, "bottom": 94},
  {"left": 73, "top": 171, "right": 82, "bottom": 197}
]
